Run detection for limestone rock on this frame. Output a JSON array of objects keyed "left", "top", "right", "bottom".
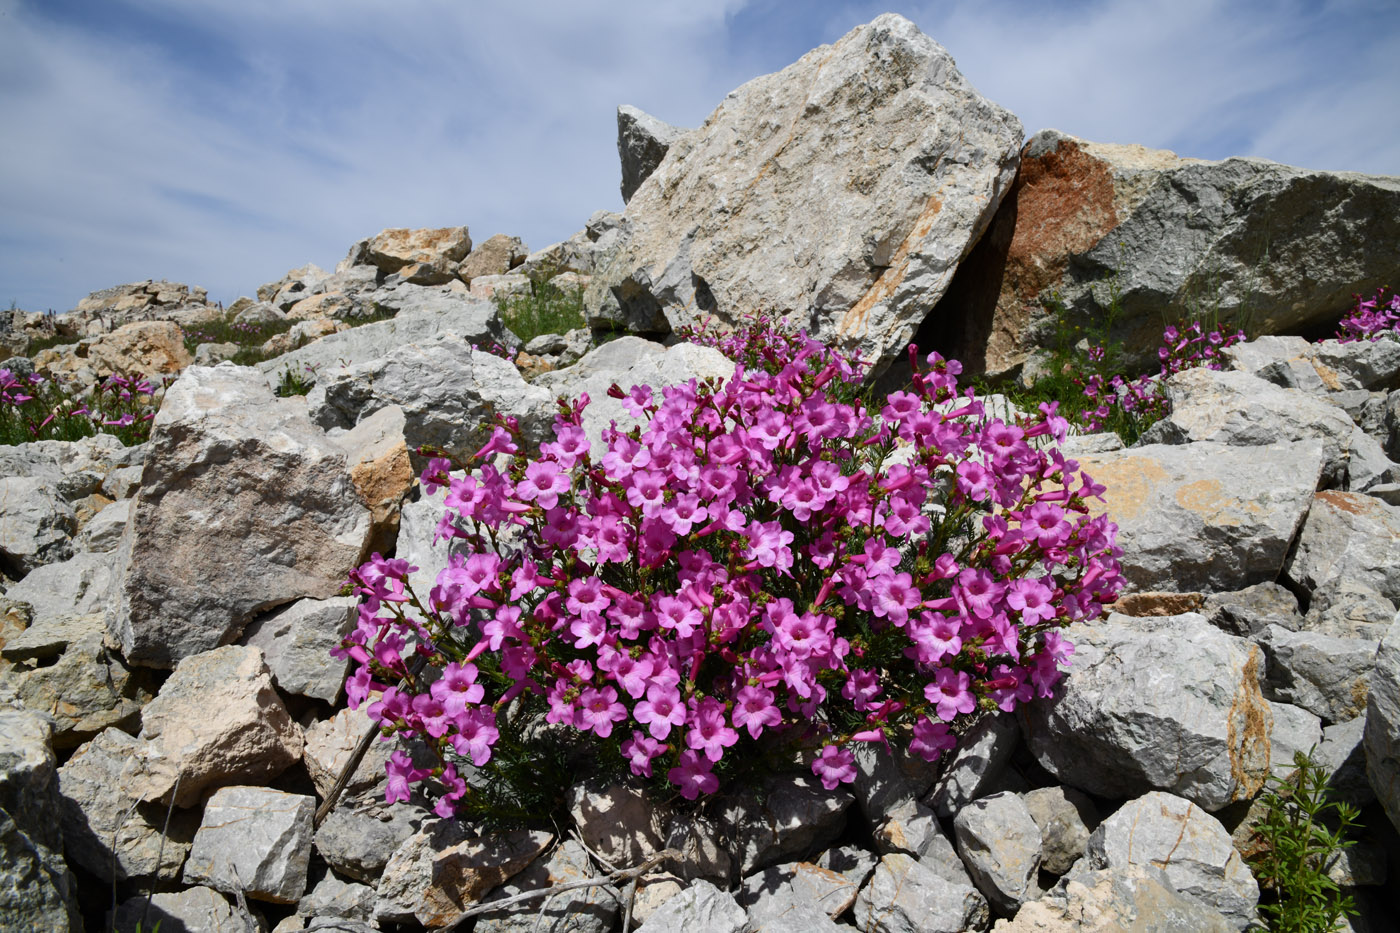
[
  {"left": 719, "top": 774, "right": 853, "bottom": 876},
  {"left": 1366, "top": 612, "right": 1400, "bottom": 832},
  {"left": 457, "top": 233, "right": 528, "bottom": 284},
  {"left": 939, "top": 128, "right": 1400, "bottom": 378},
  {"left": 240, "top": 596, "right": 357, "bottom": 703},
  {"left": 928, "top": 711, "right": 1020, "bottom": 817},
  {"left": 853, "top": 852, "right": 990, "bottom": 933},
  {"left": 58, "top": 727, "right": 195, "bottom": 882},
  {"left": 1021, "top": 613, "right": 1271, "bottom": 811},
  {"left": 1203, "top": 582, "right": 1302, "bottom": 638},
  {"left": 586, "top": 14, "right": 1022, "bottom": 374},
  {"left": 617, "top": 105, "right": 690, "bottom": 204},
  {"left": 0, "top": 475, "right": 76, "bottom": 576},
  {"left": 308, "top": 337, "right": 554, "bottom": 460},
  {"left": 1258, "top": 624, "right": 1382, "bottom": 723},
  {"left": 304, "top": 706, "right": 398, "bottom": 800},
  {"left": 1316, "top": 715, "right": 1373, "bottom": 808},
  {"left": 992, "top": 864, "right": 1234, "bottom": 933},
  {"left": 633, "top": 879, "right": 746, "bottom": 933},
  {"left": 113, "top": 885, "right": 250, "bottom": 933},
  {"left": 737, "top": 861, "right": 860, "bottom": 920},
  {"left": 107, "top": 364, "right": 371, "bottom": 666},
  {"left": 183, "top": 785, "right": 315, "bottom": 904},
  {"left": 1073, "top": 440, "right": 1323, "bottom": 593},
  {"left": 86, "top": 319, "right": 194, "bottom": 379},
  {"left": 469, "top": 272, "right": 532, "bottom": 302},
  {"left": 374, "top": 822, "right": 551, "bottom": 927},
  {"left": 0, "top": 710, "right": 81, "bottom": 930},
  {"left": 1267, "top": 702, "right": 1324, "bottom": 781},
  {"left": 77, "top": 495, "right": 132, "bottom": 551},
  {"left": 953, "top": 791, "right": 1043, "bottom": 914},
  {"left": 1085, "top": 791, "right": 1259, "bottom": 929},
  {"left": 2, "top": 549, "right": 114, "bottom": 638},
  {"left": 473, "top": 839, "right": 619, "bottom": 933},
  {"left": 314, "top": 792, "right": 431, "bottom": 885},
  {"left": 356, "top": 226, "right": 472, "bottom": 282},
  {"left": 121, "top": 645, "right": 303, "bottom": 807},
  {"left": 1021, "top": 786, "right": 1098, "bottom": 877},
  {"left": 568, "top": 780, "right": 667, "bottom": 867},
  {"left": 298, "top": 874, "right": 377, "bottom": 923},
  {"left": 1284, "top": 491, "right": 1400, "bottom": 603}
]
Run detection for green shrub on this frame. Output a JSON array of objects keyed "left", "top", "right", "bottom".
[{"left": 495, "top": 273, "right": 585, "bottom": 345}]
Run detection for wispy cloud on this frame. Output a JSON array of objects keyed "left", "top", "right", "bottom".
[{"left": 1, "top": 0, "right": 1395, "bottom": 313}]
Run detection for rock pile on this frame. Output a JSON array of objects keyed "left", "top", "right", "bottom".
[{"left": 2, "top": 12, "right": 1399, "bottom": 933}]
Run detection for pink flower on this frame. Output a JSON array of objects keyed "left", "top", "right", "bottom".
[
  {"left": 744, "top": 520, "right": 794, "bottom": 571},
  {"left": 450, "top": 707, "right": 500, "bottom": 766},
  {"left": 732, "top": 684, "right": 781, "bottom": 738},
  {"left": 621, "top": 731, "right": 668, "bottom": 778},
  {"left": 668, "top": 750, "right": 719, "bottom": 800},
  {"left": 384, "top": 749, "right": 429, "bottom": 804},
  {"left": 924, "top": 668, "right": 976, "bottom": 721},
  {"left": 517, "top": 460, "right": 571, "bottom": 510},
  {"left": 811, "top": 745, "right": 856, "bottom": 790},
  {"left": 577, "top": 685, "right": 628, "bottom": 738},
  {"left": 910, "top": 716, "right": 956, "bottom": 762},
  {"left": 634, "top": 683, "right": 686, "bottom": 740},
  {"left": 686, "top": 696, "right": 739, "bottom": 762}
]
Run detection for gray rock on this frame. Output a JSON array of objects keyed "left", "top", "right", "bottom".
[
  {"left": 183, "top": 785, "right": 315, "bottom": 904},
  {"left": 1144, "top": 367, "right": 1356, "bottom": 487},
  {"left": 77, "top": 495, "right": 131, "bottom": 551},
  {"left": 1345, "top": 427, "right": 1396, "bottom": 493},
  {"left": 1021, "top": 785, "right": 1098, "bottom": 876},
  {"left": 737, "top": 860, "right": 860, "bottom": 921},
  {"left": 953, "top": 791, "right": 1042, "bottom": 914},
  {"left": 107, "top": 364, "right": 371, "bottom": 667},
  {"left": 719, "top": 774, "right": 853, "bottom": 876},
  {"left": 473, "top": 839, "right": 619, "bottom": 933},
  {"left": 1316, "top": 715, "right": 1374, "bottom": 807},
  {"left": 617, "top": 105, "right": 691, "bottom": 204},
  {"left": 1267, "top": 702, "right": 1324, "bottom": 781},
  {"left": 943, "top": 127, "right": 1400, "bottom": 379},
  {"left": 257, "top": 289, "right": 511, "bottom": 387},
  {"left": 58, "top": 727, "right": 196, "bottom": 882},
  {"left": 1073, "top": 440, "right": 1323, "bottom": 593},
  {"left": 1365, "top": 612, "right": 1400, "bottom": 832},
  {"left": 996, "top": 863, "right": 1234, "bottom": 933},
  {"left": 113, "top": 885, "right": 252, "bottom": 933},
  {"left": 586, "top": 14, "right": 1022, "bottom": 375},
  {"left": 0, "top": 710, "right": 82, "bottom": 930},
  {"left": 2, "top": 549, "right": 114, "bottom": 637},
  {"left": 1258, "top": 624, "right": 1382, "bottom": 723},
  {"left": 457, "top": 233, "right": 529, "bottom": 284},
  {"left": 816, "top": 845, "right": 877, "bottom": 887},
  {"left": 744, "top": 897, "right": 845, "bottom": 933},
  {"left": 308, "top": 337, "right": 553, "bottom": 459},
  {"left": 1085, "top": 791, "right": 1259, "bottom": 929},
  {"left": 1303, "top": 578, "right": 1396, "bottom": 640},
  {"left": 374, "top": 822, "right": 552, "bottom": 927},
  {"left": 1385, "top": 387, "right": 1400, "bottom": 459},
  {"left": 0, "top": 475, "right": 76, "bottom": 576},
  {"left": 1021, "top": 613, "right": 1272, "bottom": 811},
  {"left": 634, "top": 879, "right": 746, "bottom": 933},
  {"left": 663, "top": 810, "right": 733, "bottom": 884},
  {"left": 0, "top": 433, "right": 127, "bottom": 499},
  {"left": 1367, "top": 481, "right": 1400, "bottom": 506},
  {"left": 524, "top": 332, "right": 569, "bottom": 356},
  {"left": 1310, "top": 337, "right": 1400, "bottom": 393},
  {"left": 194, "top": 340, "right": 241, "bottom": 365},
  {"left": 240, "top": 596, "right": 356, "bottom": 703},
  {"left": 1057, "top": 432, "right": 1124, "bottom": 455},
  {"left": 303, "top": 706, "right": 398, "bottom": 800},
  {"left": 927, "top": 712, "right": 1020, "bottom": 818},
  {"left": 568, "top": 780, "right": 668, "bottom": 867},
  {"left": 314, "top": 792, "right": 431, "bottom": 885},
  {"left": 1203, "top": 582, "right": 1302, "bottom": 637},
  {"left": 298, "top": 874, "right": 377, "bottom": 922},
  {"left": 872, "top": 799, "right": 946, "bottom": 862},
  {"left": 121, "top": 645, "right": 304, "bottom": 807},
  {"left": 1284, "top": 491, "right": 1400, "bottom": 603},
  {"left": 852, "top": 852, "right": 990, "bottom": 933}
]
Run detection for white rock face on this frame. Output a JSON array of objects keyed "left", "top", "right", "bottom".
[
  {"left": 1021, "top": 613, "right": 1272, "bottom": 811},
  {"left": 183, "top": 785, "right": 316, "bottom": 904},
  {"left": 240, "top": 595, "right": 357, "bottom": 703},
  {"left": 106, "top": 364, "right": 372, "bottom": 667},
  {"left": 586, "top": 13, "right": 1023, "bottom": 376}
]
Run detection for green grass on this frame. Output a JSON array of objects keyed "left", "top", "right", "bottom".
[
  {"left": 23, "top": 331, "right": 83, "bottom": 356},
  {"left": 181, "top": 313, "right": 297, "bottom": 357},
  {"left": 496, "top": 275, "right": 586, "bottom": 345}
]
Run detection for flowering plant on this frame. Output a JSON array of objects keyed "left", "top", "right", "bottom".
[
  {"left": 1335, "top": 287, "right": 1399, "bottom": 343},
  {"left": 338, "top": 324, "right": 1123, "bottom": 817},
  {"left": 1077, "top": 320, "right": 1245, "bottom": 437},
  {"left": 0, "top": 367, "right": 161, "bottom": 446}
]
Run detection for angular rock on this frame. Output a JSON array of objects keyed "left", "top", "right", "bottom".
[
  {"left": 938, "top": 128, "right": 1400, "bottom": 378},
  {"left": 308, "top": 338, "right": 553, "bottom": 459},
  {"left": 1021, "top": 613, "right": 1271, "bottom": 810},
  {"left": 873, "top": 798, "right": 946, "bottom": 861},
  {"left": 314, "top": 792, "right": 431, "bottom": 885},
  {"left": 816, "top": 845, "right": 878, "bottom": 887},
  {"left": 953, "top": 792, "right": 1042, "bottom": 914},
  {"left": 617, "top": 105, "right": 690, "bottom": 204},
  {"left": 1073, "top": 440, "right": 1323, "bottom": 593},
  {"left": 1258, "top": 624, "right": 1382, "bottom": 723},
  {"left": 1203, "top": 582, "right": 1302, "bottom": 638},
  {"left": 993, "top": 864, "right": 1234, "bottom": 933},
  {"left": 1316, "top": 715, "right": 1374, "bottom": 807},
  {"left": 719, "top": 774, "right": 853, "bottom": 876},
  {"left": 457, "top": 233, "right": 528, "bottom": 284},
  {"left": 586, "top": 14, "right": 1022, "bottom": 374},
  {"left": 928, "top": 711, "right": 1020, "bottom": 818},
  {"left": 374, "top": 822, "right": 551, "bottom": 927},
  {"left": 745, "top": 897, "right": 845, "bottom": 933},
  {"left": 1303, "top": 577, "right": 1396, "bottom": 640},
  {"left": 853, "top": 852, "right": 990, "bottom": 933},
  {"left": 298, "top": 874, "right": 377, "bottom": 923},
  {"left": 1284, "top": 491, "right": 1400, "bottom": 603},
  {"left": 58, "top": 727, "right": 195, "bottom": 882},
  {"left": 568, "top": 780, "right": 668, "bottom": 867},
  {"left": 357, "top": 226, "right": 472, "bottom": 280},
  {"left": 113, "top": 885, "right": 249, "bottom": 933},
  {"left": 107, "top": 364, "right": 371, "bottom": 666},
  {"left": 330, "top": 403, "right": 413, "bottom": 555},
  {"left": 634, "top": 879, "right": 745, "bottom": 933},
  {"left": 737, "top": 861, "right": 860, "bottom": 920},
  {"left": 77, "top": 495, "right": 131, "bottom": 551},
  {"left": 0, "top": 475, "right": 76, "bottom": 576},
  {"left": 262, "top": 317, "right": 345, "bottom": 356},
  {"left": 1366, "top": 612, "right": 1400, "bottom": 832},
  {"left": 1021, "top": 786, "right": 1098, "bottom": 877},
  {"left": 86, "top": 319, "right": 194, "bottom": 378},
  {"left": 469, "top": 272, "right": 532, "bottom": 302},
  {"left": 0, "top": 710, "right": 81, "bottom": 930},
  {"left": 304, "top": 706, "right": 398, "bottom": 800},
  {"left": 240, "top": 596, "right": 357, "bottom": 703},
  {"left": 1144, "top": 367, "right": 1356, "bottom": 486},
  {"left": 473, "top": 839, "right": 619, "bottom": 933},
  {"left": 1085, "top": 791, "right": 1259, "bottom": 929},
  {"left": 1309, "top": 337, "right": 1400, "bottom": 393},
  {"left": 2, "top": 549, "right": 114, "bottom": 638},
  {"left": 664, "top": 809, "right": 733, "bottom": 883},
  {"left": 1267, "top": 702, "right": 1324, "bottom": 781},
  {"left": 0, "top": 433, "right": 128, "bottom": 500},
  {"left": 183, "top": 785, "right": 315, "bottom": 904},
  {"left": 121, "top": 645, "right": 303, "bottom": 807}
]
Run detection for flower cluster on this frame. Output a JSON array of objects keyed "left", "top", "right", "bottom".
[
  {"left": 1078, "top": 321, "right": 1245, "bottom": 434},
  {"left": 339, "top": 326, "right": 1122, "bottom": 816},
  {"left": 1335, "top": 287, "right": 1399, "bottom": 343},
  {"left": 0, "top": 368, "right": 160, "bottom": 446}
]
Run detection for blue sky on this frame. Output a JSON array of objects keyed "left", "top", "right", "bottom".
[{"left": 2, "top": 0, "right": 1397, "bottom": 313}]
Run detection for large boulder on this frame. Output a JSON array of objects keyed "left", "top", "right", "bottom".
[
  {"left": 349, "top": 226, "right": 473, "bottom": 285},
  {"left": 617, "top": 105, "right": 691, "bottom": 204},
  {"left": 935, "top": 129, "right": 1400, "bottom": 377},
  {"left": 107, "top": 364, "right": 372, "bottom": 666},
  {"left": 1020, "top": 613, "right": 1272, "bottom": 811},
  {"left": 585, "top": 14, "right": 1023, "bottom": 375},
  {"left": 182, "top": 785, "right": 315, "bottom": 904},
  {"left": 457, "top": 233, "right": 528, "bottom": 284},
  {"left": 85, "top": 319, "right": 194, "bottom": 379},
  {"left": 1073, "top": 440, "right": 1323, "bottom": 593}
]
